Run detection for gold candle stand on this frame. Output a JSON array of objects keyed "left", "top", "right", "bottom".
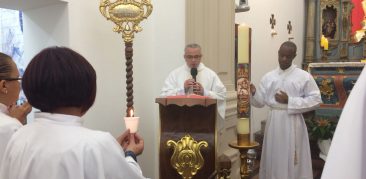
[{"left": 229, "top": 137, "right": 259, "bottom": 179}]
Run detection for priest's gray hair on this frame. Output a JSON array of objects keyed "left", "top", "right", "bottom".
[{"left": 185, "top": 43, "right": 201, "bottom": 52}]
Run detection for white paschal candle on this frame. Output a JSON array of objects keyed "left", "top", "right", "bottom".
[
  {"left": 238, "top": 24, "right": 250, "bottom": 64},
  {"left": 237, "top": 118, "right": 250, "bottom": 134}
]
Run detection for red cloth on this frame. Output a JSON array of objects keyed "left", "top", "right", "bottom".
[{"left": 352, "top": 0, "right": 364, "bottom": 34}]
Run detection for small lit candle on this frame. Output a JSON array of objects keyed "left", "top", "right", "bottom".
[
  {"left": 321, "top": 35, "right": 329, "bottom": 50},
  {"left": 238, "top": 24, "right": 250, "bottom": 64},
  {"left": 320, "top": 35, "right": 325, "bottom": 48},
  {"left": 237, "top": 118, "right": 250, "bottom": 134},
  {"left": 124, "top": 108, "right": 139, "bottom": 133},
  {"left": 324, "top": 38, "right": 328, "bottom": 50}
]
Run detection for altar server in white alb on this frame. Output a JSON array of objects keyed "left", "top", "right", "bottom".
[
  {"left": 321, "top": 66, "right": 366, "bottom": 179},
  {"left": 250, "top": 41, "right": 322, "bottom": 179},
  {"left": 0, "top": 52, "right": 31, "bottom": 168},
  {"left": 160, "top": 43, "right": 226, "bottom": 119},
  {"left": 0, "top": 47, "right": 147, "bottom": 179}
]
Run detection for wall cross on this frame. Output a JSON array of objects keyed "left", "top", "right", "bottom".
[
  {"left": 287, "top": 21, "right": 292, "bottom": 34},
  {"left": 270, "top": 14, "right": 276, "bottom": 29}
]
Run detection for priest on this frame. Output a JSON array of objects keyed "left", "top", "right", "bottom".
[{"left": 160, "top": 43, "right": 226, "bottom": 119}]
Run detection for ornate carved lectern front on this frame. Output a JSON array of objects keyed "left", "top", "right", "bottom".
[{"left": 156, "top": 97, "right": 217, "bottom": 179}]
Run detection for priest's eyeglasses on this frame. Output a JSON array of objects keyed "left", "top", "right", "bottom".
[
  {"left": 1, "top": 77, "right": 22, "bottom": 82},
  {"left": 185, "top": 55, "right": 202, "bottom": 60}
]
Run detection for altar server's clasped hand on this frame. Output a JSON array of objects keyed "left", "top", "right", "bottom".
[
  {"left": 117, "top": 129, "right": 144, "bottom": 156},
  {"left": 275, "top": 90, "right": 288, "bottom": 104}
]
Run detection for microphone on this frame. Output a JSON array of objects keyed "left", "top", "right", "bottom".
[{"left": 191, "top": 68, "right": 198, "bottom": 81}]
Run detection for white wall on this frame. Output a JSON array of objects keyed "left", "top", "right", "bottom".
[
  {"left": 23, "top": 2, "right": 69, "bottom": 64},
  {"left": 20, "top": 0, "right": 185, "bottom": 178},
  {"left": 235, "top": 0, "right": 305, "bottom": 133}
]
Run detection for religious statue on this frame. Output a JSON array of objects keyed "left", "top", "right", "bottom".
[{"left": 322, "top": 5, "right": 337, "bottom": 39}]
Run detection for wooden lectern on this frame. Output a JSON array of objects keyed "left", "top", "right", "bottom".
[{"left": 156, "top": 96, "right": 217, "bottom": 179}]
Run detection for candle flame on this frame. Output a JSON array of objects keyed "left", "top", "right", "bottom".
[{"left": 128, "top": 108, "right": 134, "bottom": 117}]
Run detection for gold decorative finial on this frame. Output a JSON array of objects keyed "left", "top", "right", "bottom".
[
  {"left": 167, "top": 135, "right": 208, "bottom": 179},
  {"left": 99, "top": 0, "right": 153, "bottom": 42}
]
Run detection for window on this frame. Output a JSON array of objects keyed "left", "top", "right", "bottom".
[{"left": 1, "top": 8, "right": 28, "bottom": 102}]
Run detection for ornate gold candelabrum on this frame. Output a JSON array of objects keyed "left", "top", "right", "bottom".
[{"left": 99, "top": 0, "right": 153, "bottom": 116}]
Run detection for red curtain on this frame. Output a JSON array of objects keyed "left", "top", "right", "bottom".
[{"left": 352, "top": 0, "right": 364, "bottom": 34}]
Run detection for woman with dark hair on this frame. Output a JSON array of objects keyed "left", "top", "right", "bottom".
[
  {"left": 0, "top": 52, "right": 31, "bottom": 168},
  {"left": 0, "top": 47, "right": 146, "bottom": 179}
]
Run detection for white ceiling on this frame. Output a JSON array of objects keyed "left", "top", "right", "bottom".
[{"left": 0, "top": 0, "right": 66, "bottom": 11}]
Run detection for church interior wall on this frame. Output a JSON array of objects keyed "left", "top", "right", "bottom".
[
  {"left": 1, "top": 0, "right": 307, "bottom": 178},
  {"left": 235, "top": 0, "right": 306, "bottom": 134}
]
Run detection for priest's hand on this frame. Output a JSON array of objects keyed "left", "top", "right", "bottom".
[
  {"left": 275, "top": 91, "right": 288, "bottom": 104},
  {"left": 184, "top": 79, "right": 195, "bottom": 93},
  {"left": 193, "top": 82, "right": 204, "bottom": 95},
  {"left": 250, "top": 83, "right": 256, "bottom": 96},
  {"left": 8, "top": 101, "right": 32, "bottom": 125}
]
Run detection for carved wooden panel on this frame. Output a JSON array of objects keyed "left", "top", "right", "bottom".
[
  {"left": 156, "top": 98, "right": 216, "bottom": 179},
  {"left": 308, "top": 62, "right": 365, "bottom": 120}
]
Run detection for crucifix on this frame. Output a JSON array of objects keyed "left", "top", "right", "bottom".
[
  {"left": 270, "top": 14, "right": 276, "bottom": 29},
  {"left": 287, "top": 21, "right": 292, "bottom": 34},
  {"left": 270, "top": 14, "right": 277, "bottom": 36},
  {"left": 287, "top": 21, "right": 294, "bottom": 40}
]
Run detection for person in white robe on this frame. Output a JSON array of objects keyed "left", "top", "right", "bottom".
[
  {"left": 250, "top": 41, "right": 322, "bottom": 179},
  {"left": 0, "top": 52, "right": 31, "bottom": 168},
  {"left": 0, "top": 47, "right": 147, "bottom": 179},
  {"left": 321, "top": 66, "right": 366, "bottom": 179},
  {"left": 160, "top": 43, "right": 227, "bottom": 119}
]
